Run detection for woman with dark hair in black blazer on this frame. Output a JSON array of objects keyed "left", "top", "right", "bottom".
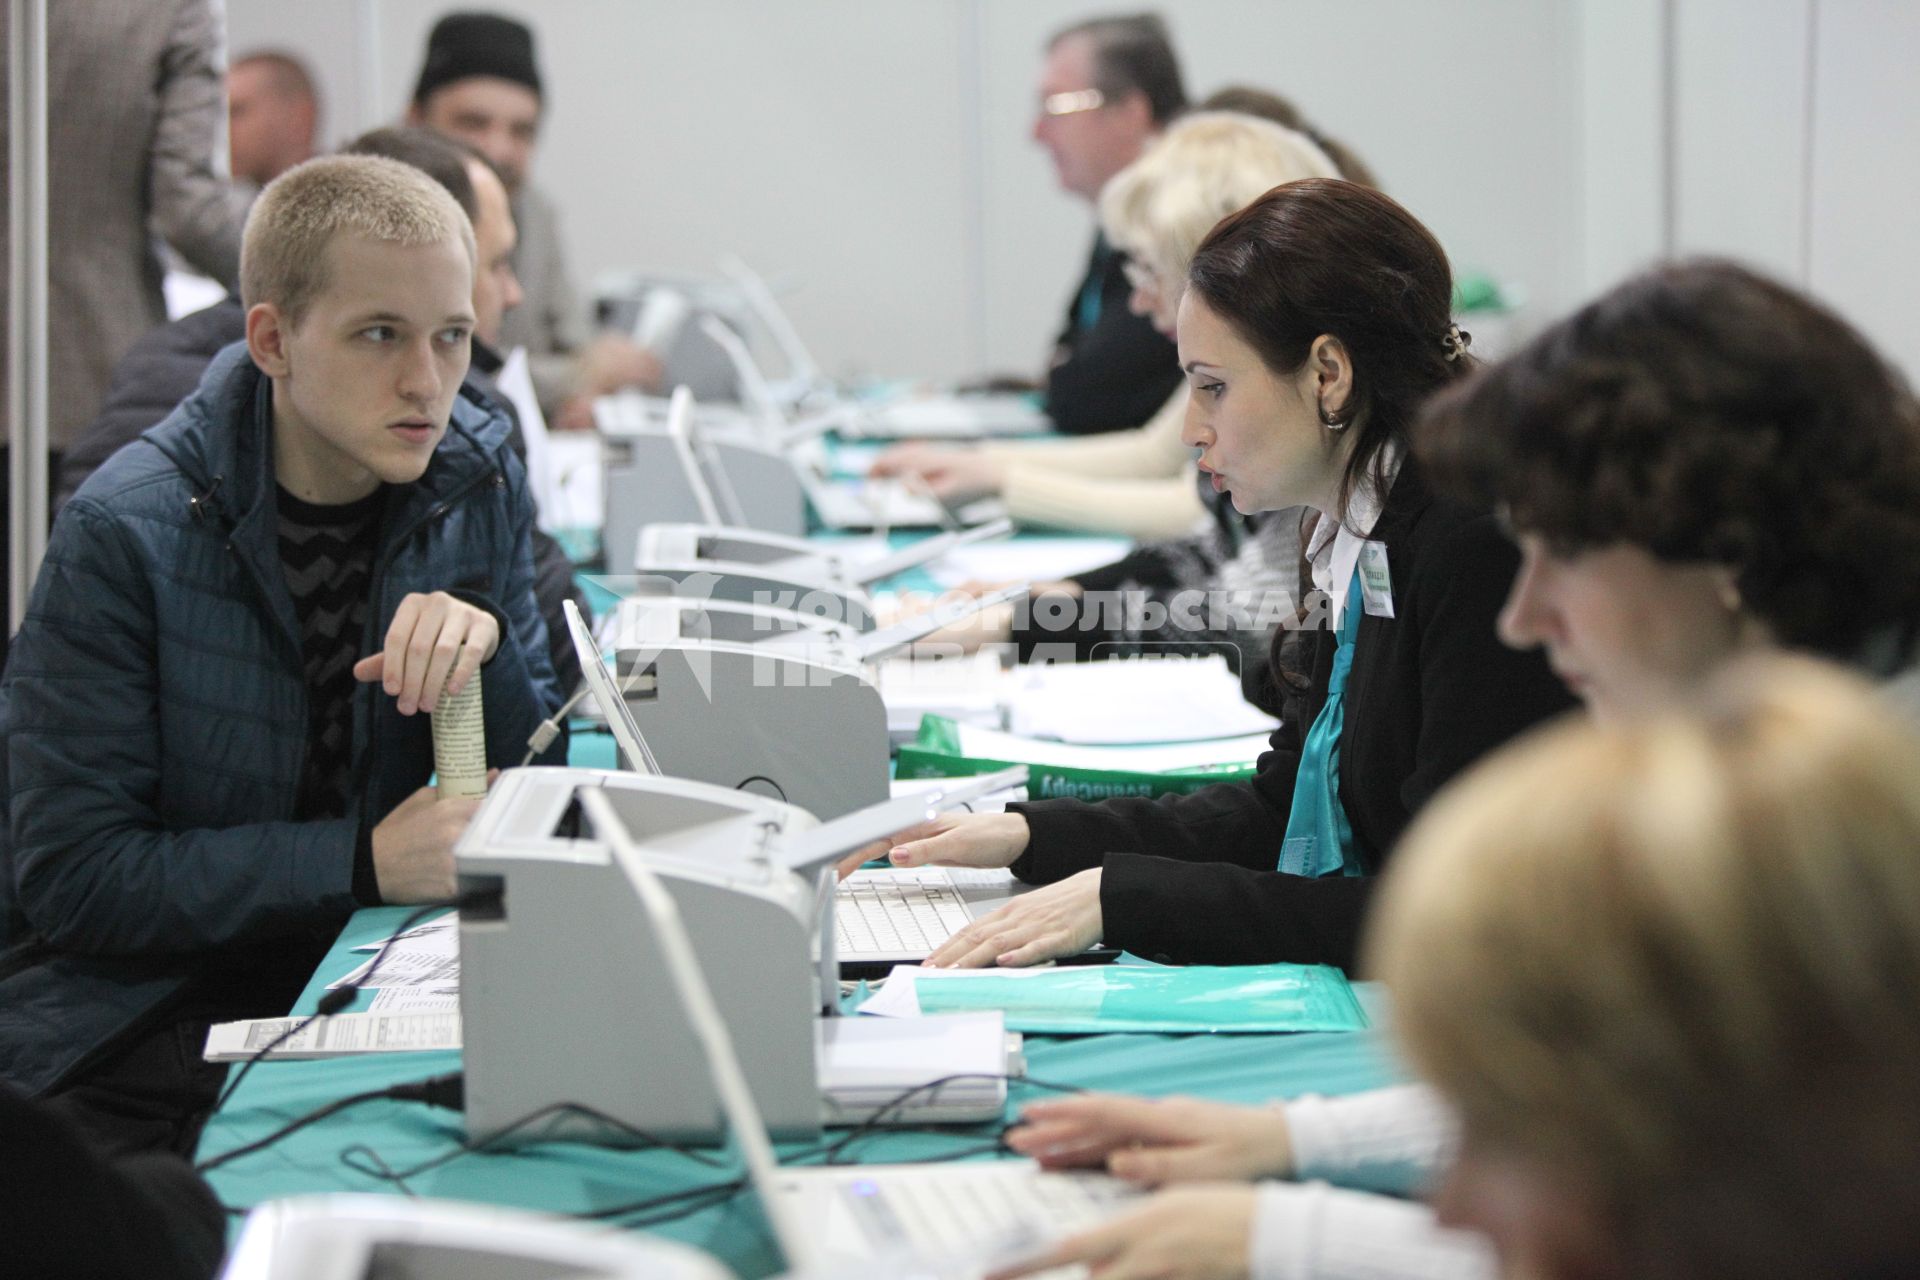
[{"left": 867, "top": 179, "right": 1576, "bottom": 972}]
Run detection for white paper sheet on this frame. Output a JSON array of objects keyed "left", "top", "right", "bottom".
[
  {"left": 1007, "top": 656, "right": 1280, "bottom": 745},
  {"left": 352, "top": 914, "right": 459, "bottom": 956},
  {"left": 369, "top": 986, "right": 462, "bottom": 1014},
  {"left": 327, "top": 949, "right": 460, "bottom": 991},
  {"left": 202, "top": 1012, "right": 462, "bottom": 1061},
  {"left": 920, "top": 538, "right": 1131, "bottom": 589}
]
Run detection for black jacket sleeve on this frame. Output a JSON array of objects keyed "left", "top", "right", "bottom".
[
  {"left": 1002, "top": 466, "right": 1577, "bottom": 974},
  {"left": 1008, "top": 657, "right": 1316, "bottom": 885},
  {"left": 0, "top": 1083, "right": 225, "bottom": 1280},
  {"left": 1102, "top": 857, "right": 1377, "bottom": 968}
]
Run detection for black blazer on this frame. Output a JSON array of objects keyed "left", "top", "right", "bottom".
[
  {"left": 1008, "top": 458, "right": 1577, "bottom": 972},
  {"left": 1044, "top": 232, "right": 1182, "bottom": 435}
]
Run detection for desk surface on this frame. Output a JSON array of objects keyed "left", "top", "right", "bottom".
[
  {"left": 199, "top": 518, "right": 1378, "bottom": 1275},
  {"left": 198, "top": 907, "right": 1406, "bottom": 1276}
]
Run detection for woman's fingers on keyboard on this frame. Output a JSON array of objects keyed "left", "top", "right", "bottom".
[{"left": 923, "top": 871, "right": 1102, "bottom": 968}]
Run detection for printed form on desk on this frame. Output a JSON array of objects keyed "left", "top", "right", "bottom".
[
  {"left": 325, "top": 911, "right": 460, "bottom": 1007},
  {"left": 204, "top": 1011, "right": 461, "bottom": 1061}
]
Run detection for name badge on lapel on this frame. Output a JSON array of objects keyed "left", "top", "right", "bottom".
[{"left": 1357, "top": 541, "right": 1396, "bottom": 618}]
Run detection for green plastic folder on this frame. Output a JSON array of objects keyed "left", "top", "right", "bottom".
[
  {"left": 903, "top": 962, "right": 1369, "bottom": 1035},
  {"left": 895, "top": 715, "right": 1265, "bottom": 801}
]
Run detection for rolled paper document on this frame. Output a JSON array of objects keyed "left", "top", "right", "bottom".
[{"left": 432, "top": 665, "right": 487, "bottom": 799}]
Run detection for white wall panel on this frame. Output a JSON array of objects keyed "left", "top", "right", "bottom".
[
  {"left": 1671, "top": 0, "right": 1811, "bottom": 278},
  {"left": 223, "top": 1, "right": 1588, "bottom": 380},
  {"left": 1807, "top": 0, "right": 1920, "bottom": 377},
  {"left": 1577, "top": 0, "right": 1669, "bottom": 295}
]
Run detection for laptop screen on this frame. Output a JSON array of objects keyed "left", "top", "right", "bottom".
[{"left": 563, "top": 599, "right": 662, "bottom": 776}]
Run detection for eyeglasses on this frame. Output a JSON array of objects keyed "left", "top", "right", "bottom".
[{"left": 1039, "top": 88, "right": 1106, "bottom": 118}]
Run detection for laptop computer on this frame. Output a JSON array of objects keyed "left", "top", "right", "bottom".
[
  {"left": 575, "top": 785, "right": 1140, "bottom": 1278},
  {"left": 568, "top": 599, "right": 1051, "bottom": 968},
  {"left": 695, "top": 313, "right": 1009, "bottom": 530}
]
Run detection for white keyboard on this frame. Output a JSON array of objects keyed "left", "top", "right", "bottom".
[
  {"left": 835, "top": 875, "right": 975, "bottom": 957},
  {"left": 839, "top": 1167, "right": 1132, "bottom": 1273},
  {"left": 807, "top": 477, "right": 954, "bottom": 529}
]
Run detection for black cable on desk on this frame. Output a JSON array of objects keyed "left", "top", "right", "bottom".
[
  {"left": 197, "top": 1072, "right": 465, "bottom": 1173},
  {"left": 571, "top": 1072, "right": 1089, "bottom": 1226},
  {"left": 208, "top": 897, "right": 467, "bottom": 1118},
  {"left": 336, "top": 1097, "right": 727, "bottom": 1191},
  {"left": 581, "top": 1176, "right": 750, "bottom": 1225},
  {"left": 811, "top": 1071, "right": 1087, "bottom": 1166}
]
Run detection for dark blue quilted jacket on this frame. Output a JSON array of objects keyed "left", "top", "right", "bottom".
[{"left": 0, "top": 342, "right": 566, "bottom": 1095}]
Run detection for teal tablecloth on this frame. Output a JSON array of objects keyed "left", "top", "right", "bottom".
[
  {"left": 199, "top": 516, "right": 1395, "bottom": 1276},
  {"left": 197, "top": 907, "right": 1405, "bottom": 1276}
]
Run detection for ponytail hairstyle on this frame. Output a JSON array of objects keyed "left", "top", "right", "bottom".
[{"left": 1185, "top": 178, "right": 1472, "bottom": 523}]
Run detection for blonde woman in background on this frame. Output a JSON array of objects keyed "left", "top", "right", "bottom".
[
  {"left": 871, "top": 111, "right": 1340, "bottom": 537},
  {"left": 996, "top": 657, "right": 1920, "bottom": 1278}
]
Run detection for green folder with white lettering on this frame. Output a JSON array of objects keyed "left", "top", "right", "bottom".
[{"left": 894, "top": 714, "right": 1268, "bottom": 800}]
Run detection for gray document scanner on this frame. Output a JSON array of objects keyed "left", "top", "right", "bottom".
[{"left": 455, "top": 766, "right": 1021, "bottom": 1148}]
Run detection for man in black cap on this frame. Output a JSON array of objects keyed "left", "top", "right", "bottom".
[{"left": 407, "top": 10, "right": 659, "bottom": 425}]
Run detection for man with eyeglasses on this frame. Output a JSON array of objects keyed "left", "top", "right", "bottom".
[{"left": 1031, "top": 13, "right": 1187, "bottom": 435}]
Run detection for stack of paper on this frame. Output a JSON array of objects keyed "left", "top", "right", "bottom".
[
  {"left": 873, "top": 649, "right": 1009, "bottom": 740},
  {"left": 328, "top": 913, "right": 460, "bottom": 1013},
  {"left": 817, "top": 1011, "right": 1010, "bottom": 1124},
  {"left": 918, "top": 538, "right": 1131, "bottom": 590},
  {"left": 1007, "top": 655, "right": 1278, "bottom": 745}
]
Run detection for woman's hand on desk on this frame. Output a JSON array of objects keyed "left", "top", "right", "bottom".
[
  {"left": 868, "top": 441, "right": 947, "bottom": 477},
  {"left": 1006, "top": 1094, "right": 1294, "bottom": 1183},
  {"left": 923, "top": 868, "right": 1103, "bottom": 968},
  {"left": 986, "top": 1185, "right": 1256, "bottom": 1280},
  {"left": 833, "top": 811, "right": 1031, "bottom": 880},
  {"left": 867, "top": 443, "right": 1007, "bottom": 505}
]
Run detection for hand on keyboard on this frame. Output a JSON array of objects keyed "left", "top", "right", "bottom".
[
  {"left": 886, "top": 811, "right": 1030, "bottom": 869},
  {"left": 835, "top": 810, "right": 1030, "bottom": 881},
  {"left": 1005, "top": 1094, "right": 1296, "bottom": 1183},
  {"left": 924, "top": 867, "right": 1102, "bottom": 969},
  {"left": 984, "top": 1184, "right": 1257, "bottom": 1280}
]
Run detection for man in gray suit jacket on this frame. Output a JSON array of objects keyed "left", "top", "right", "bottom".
[{"left": 0, "top": 0, "right": 249, "bottom": 450}]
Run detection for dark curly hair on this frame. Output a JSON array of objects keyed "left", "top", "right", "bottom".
[{"left": 1415, "top": 259, "right": 1920, "bottom": 657}]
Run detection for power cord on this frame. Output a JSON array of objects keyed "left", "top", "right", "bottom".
[
  {"left": 808, "top": 1072, "right": 1086, "bottom": 1166},
  {"left": 519, "top": 671, "right": 654, "bottom": 766},
  {"left": 576, "top": 1072, "right": 1088, "bottom": 1225},
  {"left": 337, "top": 1097, "right": 726, "bottom": 1191},
  {"left": 197, "top": 1072, "right": 465, "bottom": 1173},
  {"left": 207, "top": 897, "right": 467, "bottom": 1118}
]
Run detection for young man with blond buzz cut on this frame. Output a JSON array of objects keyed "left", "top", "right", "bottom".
[{"left": 0, "top": 154, "right": 564, "bottom": 1155}]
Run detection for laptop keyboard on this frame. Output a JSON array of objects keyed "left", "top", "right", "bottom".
[
  {"left": 839, "top": 1168, "right": 1130, "bottom": 1271},
  {"left": 836, "top": 876, "right": 974, "bottom": 956}
]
